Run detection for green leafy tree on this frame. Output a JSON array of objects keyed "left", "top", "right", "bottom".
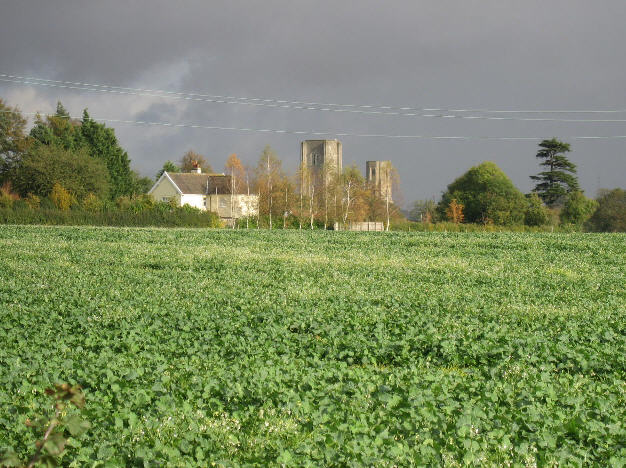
[
  {"left": 30, "top": 102, "right": 83, "bottom": 152},
  {"left": 531, "top": 138, "right": 579, "bottom": 206},
  {"left": 438, "top": 161, "right": 527, "bottom": 225},
  {"left": 156, "top": 161, "right": 180, "bottom": 179},
  {"left": 0, "top": 99, "right": 31, "bottom": 183},
  {"left": 524, "top": 193, "right": 549, "bottom": 226},
  {"left": 12, "top": 145, "right": 110, "bottom": 200},
  {"left": 79, "top": 110, "right": 133, "bottom": 198},
  {"left": 586, "top": 188, "right": 626, "bottom": 232},
  {"left": 130, "top": 170, "right": 154, "bottom": 194},
  {"left": 29, "top": 106, "right": 133, "bottom": 199},
  {"left": 560, "top": 191, "right": 597, "bottom": 226}
]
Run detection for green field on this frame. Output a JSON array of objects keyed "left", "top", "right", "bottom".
[{"left": 1, "top": 226, "right": 624, "bottom": 466}]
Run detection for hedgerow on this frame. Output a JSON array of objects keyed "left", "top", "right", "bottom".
[
  {"left": 0, "top": 206, "right": 221, "bottom": 228},
  {"left": 0, "top": 227, "right": 624, "bottom": 466}
]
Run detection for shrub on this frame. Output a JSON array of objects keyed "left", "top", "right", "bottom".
[
  {"left": 560, "top": 191, "right": 598, "bottom": 227},
  {"left": 12, "top": 145, "right": 110, "bottom": 200},
  {"left": 586, "top": 188, "right": 626, "bottom": 232},
  {"left": 0, "top": 181, "right": 19, "bottom": 208},
  {"left": 524, "top": 193, "right": 549, "bottom": 226},
  {"left": 81, "top": 193, "right": 103, "bottom": 212},
  {"left": 50, "top": 183, "right": 72, "bottom": 211},
  {"left": 439, "top": 162, "right": 527, "bottom": 225},
  {"left": 25, "top": 193, "right": 41, "bottom": 209}
]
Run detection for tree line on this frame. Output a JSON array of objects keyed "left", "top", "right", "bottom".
[
  {"left": 409, "top": 139, "right": 624, "bottom": 232},
  {"left": 0, "top": 99, "right": 220, "bottom": 227},
  {"left": 1, "top": 97, "right": 624, "bottom": 231}
]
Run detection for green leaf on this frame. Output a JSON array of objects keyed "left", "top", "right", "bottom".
[
  {"left": 43, "top": 432, "right": 66, "bottom": 456},
  {"left": 0, "top": 449, "right": 22, "bottom": 467},
  {"left": 65, "top": 415, "right": 91, "bottom": 437}
]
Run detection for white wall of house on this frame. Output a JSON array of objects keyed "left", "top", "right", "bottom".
[
  {"left": 207, "top": 194, "right": 259, "bottom": 218},
  {"left": 180, "top": 194, "right": 206, "bottom": 210}
]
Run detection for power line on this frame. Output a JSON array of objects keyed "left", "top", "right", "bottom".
[
  {"left": 3, "top": 75, "right": 626, "bottom": 123},
  {"left": 5, "top": 109, "right": 626, "bottom": 141},
  {"left": 4, "top": 73, "right": 626, "bottom": 114}
]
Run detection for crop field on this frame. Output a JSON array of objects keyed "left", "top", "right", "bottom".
[{"left": 0, "top": 226, "right": 624, "bottom": 466}]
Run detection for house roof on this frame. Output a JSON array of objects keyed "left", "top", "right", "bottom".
[
  {"left": 165, "top": 172, "right": 233, "bottom": 195},
  {"left": 206, "top": 174, "right": 232, "bottom": 195}
]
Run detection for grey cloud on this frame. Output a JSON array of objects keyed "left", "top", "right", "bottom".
[{"left": 1, "top": 0, "right": 625, "bottom": 202}]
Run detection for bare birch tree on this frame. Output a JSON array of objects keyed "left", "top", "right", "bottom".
[
  {"left": 225, "top": 153, "right": 244, "bottom": 228},
  {"left": 255, "top": 145, "right": 283, "bottom": 229}
]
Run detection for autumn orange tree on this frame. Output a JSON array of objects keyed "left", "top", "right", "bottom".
[
  {"left": 446, "top": 198, "right": 464, "bottom": 223},
  {"left": 180, "top": 150, "right": 213, "bottom": 173}
]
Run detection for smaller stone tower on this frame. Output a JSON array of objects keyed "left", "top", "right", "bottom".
[{"left": 366, "top": 160, "right": 393, "bottom": 202}]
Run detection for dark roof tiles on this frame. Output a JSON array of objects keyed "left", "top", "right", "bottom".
[{"left": 166, "top": 172, "right": 233, "bottom": 195}]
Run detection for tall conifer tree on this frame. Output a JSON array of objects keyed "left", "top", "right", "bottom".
[{"left": 531, "top": 138, "right": 579, "bottom": 206}]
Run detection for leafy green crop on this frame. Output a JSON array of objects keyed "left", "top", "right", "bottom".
[{"left": 0, "top": 226, "right": 624, "bottom": 466}]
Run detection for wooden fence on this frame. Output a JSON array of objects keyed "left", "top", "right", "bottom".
[{"left": 334, "top": 221, "right": 385, "bottom": 231}]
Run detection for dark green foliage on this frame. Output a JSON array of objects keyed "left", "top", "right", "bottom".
[
  {"left": 560, "top": 191, "right": 598, "bottom": 226},
  {"left": 30, "top": 103, "right": 84, "bottom": 152},
  {"left": 0, "top": 201, "right": 221, "bottom": 228},
  {"left": 531, "top": 138, "right": 580, "bottom": 206},
  {"left": 0, "top": 228, "right": 624, "bottom": 465},
  {"left": 130, "top": 171, "right": 154, "bottom": 195},
  {"left": 11, "top": 145, "right": 110, "bottom": 200},
  {"left": 0, "top": 99, "right": 31, "bottom": 183},
  {"left": 524, "top": 193, "right": 549, "bottom": 226},
  {"left": 79, "top": 110, "right": 133, "bottom": 199},
  {"left": 586, "top": 188, "right": 626, "bottom": 232},
  {"left": 28, "top": 105, "right": 134, "bottom": 199},
  {"left": 156, "top": 161, "right": 181, "bottom": 179},
  {"left": 438, "top": 161, "right": 527, "bottom": 225}
]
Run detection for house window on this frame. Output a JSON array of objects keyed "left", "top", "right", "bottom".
[
  {"left": 219, "top": 198, "right": 228, "bottom": 209},
  {"left": 161, "top": 197, "right": 170, "bottom": 202}
]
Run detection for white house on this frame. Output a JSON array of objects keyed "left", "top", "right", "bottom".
[{"left": 148, "top": 168, "right": 258, "bottom": 220}]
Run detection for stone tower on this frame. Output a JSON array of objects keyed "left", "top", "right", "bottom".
[
  {"left": 300, "top": 140, "right": 342, "bottom": 195},
  {"left": 366, "top": 160, "right": 393, "bottom": 202}
]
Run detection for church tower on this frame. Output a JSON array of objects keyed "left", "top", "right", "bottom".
[
  {"left": 366, "top": 160, "right": 393, "bottom": 202},
  {"left": 300, "top": 140, "right": 342, "bottom": 195}
]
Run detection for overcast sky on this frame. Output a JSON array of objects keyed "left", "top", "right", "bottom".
[{"left": 1, "top": 0, "right": 625, "bottom": 203}]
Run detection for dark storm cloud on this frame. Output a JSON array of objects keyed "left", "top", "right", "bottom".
[{"left": 1, "top": 0, "right": 625, "bottom": 202}]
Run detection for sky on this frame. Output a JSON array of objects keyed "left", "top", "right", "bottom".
[{"left": 1, "top": 0, "right": 625, "bottom": 204}]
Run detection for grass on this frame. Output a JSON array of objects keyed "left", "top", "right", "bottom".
[{"left": 0, "top": 226, "right": 624, "bottom": 466}]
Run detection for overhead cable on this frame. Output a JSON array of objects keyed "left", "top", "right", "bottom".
[
  {"left": 3, "top": 73, "right": 626, "bottom": 114},
  {"left": 5, "top": 109, "right": 626, "bottom": 141},
  {"left": 2, "top": 75, "right": 626, "bottom": 123}
]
